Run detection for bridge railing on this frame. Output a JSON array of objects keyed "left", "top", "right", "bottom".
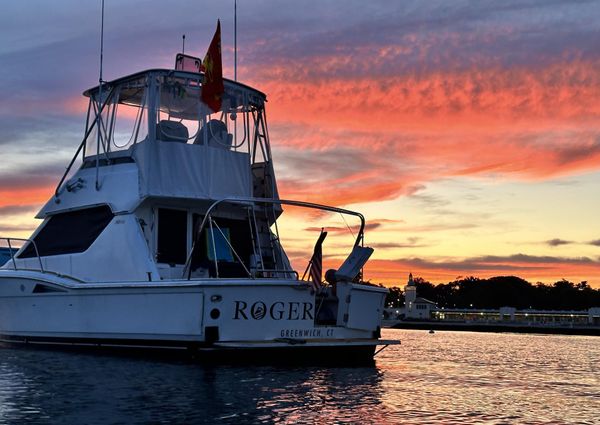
[{"left": 0, "top": 237, "right": 44, "bottom": 272}]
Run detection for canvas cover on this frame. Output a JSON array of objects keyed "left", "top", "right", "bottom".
[{"left": 132, "top": 140, "right": 251, "bottom": 200}]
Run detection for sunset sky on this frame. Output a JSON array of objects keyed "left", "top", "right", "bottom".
[{"left": 1, "top": 1, "right": 600, "bottom": 287}]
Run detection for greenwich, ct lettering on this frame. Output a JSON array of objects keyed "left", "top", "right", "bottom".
[
  {"left": 233, "top": 300, "right": 314, "bottom": 321},
  {"left": 280, "top": 328, "right": 335, "bottom": 338}
]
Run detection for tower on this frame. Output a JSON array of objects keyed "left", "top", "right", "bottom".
[{"left": 404, "top": 272, "right": 417, "bottom": 313}]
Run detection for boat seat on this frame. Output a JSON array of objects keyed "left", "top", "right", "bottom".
[
  {"left": 194, "top": 119, "right": 233, "bottom": 149},
  {"left": 156, "top": 120, "right": 189, "bottom": 142}
]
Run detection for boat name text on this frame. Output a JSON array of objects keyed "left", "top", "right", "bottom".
[{"left": 233, "top": 301, "right": 314, "bottom": 321}]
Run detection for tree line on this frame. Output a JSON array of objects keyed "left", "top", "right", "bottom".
[{"left": 384, "top": 276, "right": 600, "bottom": 311}]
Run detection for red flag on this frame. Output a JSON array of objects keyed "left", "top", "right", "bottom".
[{"left": 201, "top": 20, "right": 224, "bottom": 113}]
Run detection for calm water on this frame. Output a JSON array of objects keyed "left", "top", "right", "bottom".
[{"left": 0, "top": 330, "right": 598, "bottom": 424}]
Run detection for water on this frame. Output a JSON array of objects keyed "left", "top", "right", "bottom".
[{"left": 0, "top": 330, "right": 598, "bottom": 424}]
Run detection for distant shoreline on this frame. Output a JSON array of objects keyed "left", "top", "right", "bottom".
[{"left": 384, "top": 320, "right": 600, "bottom": 336}]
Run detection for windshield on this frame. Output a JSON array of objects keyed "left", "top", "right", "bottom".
[
  {"left": 84, "top": 76, "right": 149, "bottom": 157},
  {"left": 83, "top": 71, "right": 269, "bottom": 164}
]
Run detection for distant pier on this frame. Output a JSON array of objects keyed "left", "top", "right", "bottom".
[{"left": 384, "top": 320, "right": 600, "bottom": 336}]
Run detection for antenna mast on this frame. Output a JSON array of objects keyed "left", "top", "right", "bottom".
[
  {"left": 99, "top": 0, "right": 105, "bottom": 89},
  {"left": 234, "top": 0, "right": 237, "bottom": 81},
  {"left": 95, "top": 0, "right": 106, "bottom": 191},
  {"left": 182, "top": 34, "right": 186, "bottom": 54}
]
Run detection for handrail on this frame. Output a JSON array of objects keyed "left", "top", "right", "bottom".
[
  {"left": 183, "top": 197, "right": 365, "bottom": 280},
  {"left": 54, "top": 85, "right": 117, "bottom": 199},
  {"left": 258, "top": 269, "right": 299, "bottom": 279},
  {"left": 0, "top": 237, "right": 44, "bottom": 272}
]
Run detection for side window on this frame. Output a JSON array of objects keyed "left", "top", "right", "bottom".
[
  {"left": 19, "top": 205, "right": 113, "bottom": 258},
  {"left": 156, "top": 208, "right": 188, "bottom": 265}
]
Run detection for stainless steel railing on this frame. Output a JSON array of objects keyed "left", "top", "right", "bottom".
[{"left": 0, "top": 237, "right": 44, "bottom": 272}]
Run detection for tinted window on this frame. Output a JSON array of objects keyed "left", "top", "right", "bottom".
[
  {"left": 191, "top": 214, "right": 253, "bottom": 271},
  {"left": 19, "top": 205, "right": 113, "bottom": 258},
  {"left": 157, "top": 208, "right": 188, "bottom": 265}
]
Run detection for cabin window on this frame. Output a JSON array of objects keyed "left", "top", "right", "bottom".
[
  {"left": 206, "top": 228, "right": 234, "bottom": 262},
  {"left": 19, "top": 205, "right": 114, "bottom": 258},
  {"left": 156, "top": 208, "right": 188, "bottom": 265},
  {"left": 191, "top": 214, "right": 254, "bottom": 277}
]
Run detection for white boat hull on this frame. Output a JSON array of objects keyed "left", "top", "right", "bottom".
[{"left": 0, "top": 270, "right": 390, "bottom": 362}]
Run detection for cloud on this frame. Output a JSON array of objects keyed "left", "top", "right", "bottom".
[
  {"left": 401, "top": 223, "right": 478, "bottom": 233},
  {"left": 0, "top": 165, "right": 63, "bottom": 191},
  {"left": 0, "top": 204, "right": 40, "bottom": 216},
  {"left": 304, "top": 223, "right": 380, "bottom": 234},
  {"left": 0, "top": 223, "right": 37, "bottom": 233},
  {"left": 371, "top": 238, "right": 428, "bottom": 250},
  {"left": 546, "top": 238, "right": 572, "bottom": 247},
  {"left": 468, "top": 254, "right": 597, "bottom": 265},
  {"left": 241, "top": 1, "right": 600, "bottom": 83},
  {"left": 265, "top": 60, "right": 600, "bottom": 206},
  {"left": 363, "top": 253, "right": 600, "bottom": 286},
  {"left": 0, "top": 187, "right": 53, "bottom": 209}
]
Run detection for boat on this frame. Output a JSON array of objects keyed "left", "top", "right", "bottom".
[
  {"left": 0, "top": 247, "right": 17, "bottom": 267},
  {"left": 0, "top": 53, "right": 397, "bottom": 363}
]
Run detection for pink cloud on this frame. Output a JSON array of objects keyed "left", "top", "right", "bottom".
[{"left": 255, "top": 59, "right": 600, "bottom": 206}]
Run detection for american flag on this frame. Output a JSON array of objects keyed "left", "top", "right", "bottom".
[{"left": 309, "top": 230, "right": 328, "bottom": 291}]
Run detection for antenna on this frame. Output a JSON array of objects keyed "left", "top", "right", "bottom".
[
  {"left": 182, "top": 34, "right": 186, "bottom": 54},
  {"left": 96, "top": 0, "right": 106, "bottom": 191},
  {"left": 234, "top": 0, "right": 237, "bottom": 81},
  {"left": 99, "top": 0, "right": 105, "bottom": 88}
]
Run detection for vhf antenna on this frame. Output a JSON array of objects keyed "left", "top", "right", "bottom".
[
  {"left": 234, "top": 0, "right": 237, "bottom": 81},
  {"left": 182, "top": 34, "right": 186, "bottom": 54},
  {"left": 95, "top": 0, "right": 106, "bottom": 191},
  {"left": 99, "top": 0, "right": 104, "bottom": 89}
]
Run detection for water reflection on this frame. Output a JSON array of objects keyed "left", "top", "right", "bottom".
[
  {"left": 0, "top": 348, "right": 385, "bottom": 424},
  {"left": 0, "top": 330, "right": 598, "bottom": 424}
]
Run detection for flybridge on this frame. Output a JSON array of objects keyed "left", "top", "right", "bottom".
[
  {"left": 41, "top": 67, "right": 275, "bottom": 217},
  {"left": 79, "top": 67, "right": 267, "bottom": 154}
]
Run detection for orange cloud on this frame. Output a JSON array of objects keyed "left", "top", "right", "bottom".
[
  {"left": 364, "top": 256, "right": 600, "bottom": 288},
  {"left": 259, "top": 59, "right": 600, "bottom": 207},
  {"left": 0, "top": 187, "right": 52, "bottom": 207},
  {"left": 259, "top": 60, "right": 600, "bottom": 129}
]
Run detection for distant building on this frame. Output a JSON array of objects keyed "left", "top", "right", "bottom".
[
  {"left": 404, "top": 273, "right": 437, "bottom": 319},
  {"left": 433, "top": 307, "right": 600, "bottom": 326},
  {"left": 383, "top": 273, "right": 437, "bottom": 320},
  {"left": 384, "top": 274, "right": 600, "bottom": 327}
]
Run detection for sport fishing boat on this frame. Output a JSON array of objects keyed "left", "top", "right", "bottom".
[{"left": 0, "top": 52, "right": 395, "bottom": 363}]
